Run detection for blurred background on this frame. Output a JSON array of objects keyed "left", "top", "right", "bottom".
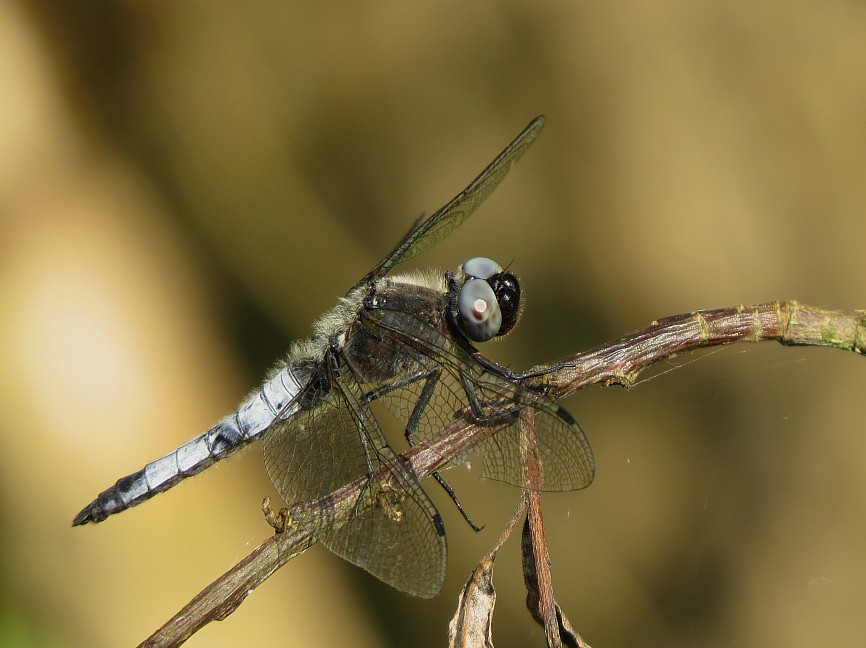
[{"left": 1, "top": 1, "right": 865, "bottom": 646}]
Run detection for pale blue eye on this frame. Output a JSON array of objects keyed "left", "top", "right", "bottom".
[
  {"left": 458, "top": 278, "right": 502, "bottom": 342},
  {"left": 461, "top": 257, "right": 503, "bottom": 280}
]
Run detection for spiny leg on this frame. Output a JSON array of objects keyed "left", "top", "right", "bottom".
[
  {"left": 360, "top": 369, "right": 431, "bottom": 406},
  {"left": 400, "top": 366, "right": 485, "bottom": 532},
  {"left": 360, "top": 365, "right": 485, "bottom": 531},
  {"left": 431, "top": 472, "right": 484, "bottom": 532}
]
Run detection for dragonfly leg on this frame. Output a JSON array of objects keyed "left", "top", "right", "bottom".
[
  {"left": 458, "top": 369, "right": 486, "bottom": 418},
  {"left": 432, "top": 472, "right": 484, "bottom": 532},
  {"left": 472, "top": 351, "right": 576, "bottom": 384},
  {"left": 404, "top": 367, "right": 485, "bottom": 533},
  {"left": 361, "top": 360, "right": 484, "bottom": 531},
  {"left": 359, "top": 369, "right": 430, "bottom": 406},
  {"left": 359, "top": 364, "right": 485, "bottom": 532}
]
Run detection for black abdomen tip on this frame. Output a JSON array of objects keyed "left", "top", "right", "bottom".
[{"left": 72, "top": 503, "right": 103, "bottom": 526}]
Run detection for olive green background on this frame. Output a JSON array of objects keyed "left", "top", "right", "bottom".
[{"left": 1, "top": 2, "right": 865, "bottom": 646}]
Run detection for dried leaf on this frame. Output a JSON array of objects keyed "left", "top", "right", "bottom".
[
  {"left": 522, "top": 510, "right": 592, "bottom": 648},
  {"left": 448, "top": 554, "right": 497, "bottom": 648}
]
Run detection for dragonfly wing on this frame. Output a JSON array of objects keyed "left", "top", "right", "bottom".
[
  {"left": 469, "top": 402, "right": 595, "bottom": 492},
  {"left": 262, "top": 358, "right": 447, "bottom": 598},
  {"left": 263, "top": 384, "right": 367, "bottom": 506},
  {"left": 361, "top": 286, "right": 595, "bottom": 492},
  {"left": 355, "top": 116, "right": 545, "bottom": 288},
  {"left": 321, "top": 475, "right": 446, "bottom": 599}
]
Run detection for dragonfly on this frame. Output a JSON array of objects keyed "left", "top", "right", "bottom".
[{"left": 73, "top": 115, "right": 595, "bottom": 598}]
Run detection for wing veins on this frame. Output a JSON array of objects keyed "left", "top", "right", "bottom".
[
  {"left": 355, "top": 116, "right": 545, "bottom": 288},
  {"left": 359, "top": 306, "right": 595, "bottom": 490}
]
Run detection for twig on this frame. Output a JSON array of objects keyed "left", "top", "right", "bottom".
[
  {"left": 139, "top": 300, "right": 866, "bottom": 647},
  {"left": 519, "top": 409, "right": 560, "bottom": 647},
  {"left": 520, "top": 407, "right": 592, "bottom": 648},
  {"left": 525, "top": 300, "right": 865, "bottom": 399}
]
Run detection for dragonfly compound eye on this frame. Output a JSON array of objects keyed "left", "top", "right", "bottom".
[
  {"left": 489, "top": 272, "right": 521, "bottom": 336},
  {"left": 458, "top": 278, "right": 502, "bottom": 342},
  {"left": 461, "top": 256, "right": 503, "bottom": 280}
]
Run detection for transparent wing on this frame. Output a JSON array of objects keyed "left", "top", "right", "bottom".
[
  {"left": 361, "top": 293, "right": 595, "bottom": 492},
  {"left": 262, "top": 360, "right": 446, "bottom": 598},
  {"left": 262, "top": 382, "right": 367, "bottom": 507},
  {"left": 355, "top": 116, "right": 546, "bottom": 289}
]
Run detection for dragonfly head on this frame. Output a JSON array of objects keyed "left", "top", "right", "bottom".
[{"left": 452, "top": 257, "right": 522, "bottom": 343}]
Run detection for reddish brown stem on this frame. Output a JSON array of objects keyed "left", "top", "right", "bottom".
[{"left": 139, "top": 300, "right": 866, "bottom": 647}]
